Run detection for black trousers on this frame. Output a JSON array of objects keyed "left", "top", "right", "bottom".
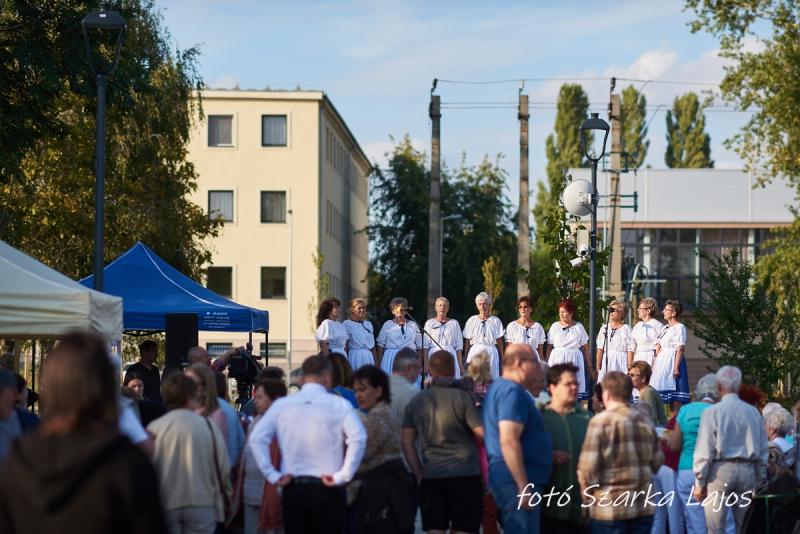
[{"left": 282, "top": 480, "right": 346, "bottom": 534}]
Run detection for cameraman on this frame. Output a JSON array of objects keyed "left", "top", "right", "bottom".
[{"left": 187, "top": 345, "right": 240, "bottom": 373}]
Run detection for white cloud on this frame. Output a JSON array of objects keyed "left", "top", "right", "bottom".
[{"left": 209, "top": 75, "right": 239, "bottom": 90}]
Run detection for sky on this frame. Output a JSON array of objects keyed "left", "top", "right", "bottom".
[{"left": 158, "top": 0, "right": 752, "bottom": 209}]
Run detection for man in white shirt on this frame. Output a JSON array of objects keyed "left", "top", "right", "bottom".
[
  {"left": 693, "top": 366, "right": 769, "bottom": 534},
  {"left": 249, "top": 355, "right": 367, "bottom": 534}
]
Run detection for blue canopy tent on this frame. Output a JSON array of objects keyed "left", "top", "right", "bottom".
[{"left": 80, "top": 242, "right": 268, "bottom": 349}]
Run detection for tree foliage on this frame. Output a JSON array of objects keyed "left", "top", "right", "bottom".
[
  {"left": 533, "top": 84, "right": 589, "bottom": 246},
  {"left": 366, "top": 137, "right": 517, "bottom": 324},
  {"left": 690, "top": 250, "right": 800, "bottom": 401},
  {"left": 620, "top": 85, "right": 649, "bottom": 169},
  {"left": 0, "top": 0, "right": 219, "bottom": 280},
  {"left": 665, "top": 92, "right": 713, "bottom": 168},
  {"left": 687, "top": 0, "right": 800, "bottom": 186}
]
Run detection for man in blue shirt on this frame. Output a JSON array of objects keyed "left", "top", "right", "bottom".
[{"left": 483, "top": 343, "right": 552, "bottom": 534}]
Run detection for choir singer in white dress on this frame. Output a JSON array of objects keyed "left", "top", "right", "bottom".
[
  {"left": 421, "top": 296, "right": 463, "bottom": 377},
  {"left": 630, "top": 297, "right": 665, "bottom": 367},
  {"left": 652, "top": 299, "right": 690, "bottom": 410},
  {"left": 315, "top": 298, "right": 348, "bottom": 357},
  {"left": 376, "top": 297, "right": 421, "bottom": 376},
  {"left": 504, "top": 295, "right": 546, "bottom": 360},
  {"left": 545, "top": 298, "right": 594, "bottom": 400},
  {"left": 462, "top": 292, "right": 504, "bottom": 378},
  {"left": 343, "top": 297, "right": 376, "bottom": 370},
  {"left": 596, "top": 299, "right": 634, "bottom": 381}
]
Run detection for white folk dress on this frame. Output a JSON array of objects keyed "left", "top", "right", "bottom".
[
  {"left": 376, "top": 320, "right": 421, "bottom": 376},
  {"left": 547, "top": 322, "right": 590, "bottom": 399},
  {"left": 343, "top": 319, "right": 375, "bottom": 370},
  {"left": 652, "top": 323, "right": 689, "bottom": 403},
  {"left": 422, "top": 318, "right": 463, "bottom": 378},
  {"left": 596, "top": 324, "right": 634, "bottom": 381},
  {"left": 630, "top": 319, "right": 666, "bottom": 367},
  {"left": 505, "top": 320, "right": 546, "bottom": 360},
  {"left": 462, "top": 315, "right": 504, "bottom": 378},
  {"left": 315, "top": 319, "right": 348, "bottom": 356}
]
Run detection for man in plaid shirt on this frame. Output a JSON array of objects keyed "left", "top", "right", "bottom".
[{"left": 577, "top": 371, "right": 663, "bottom": 533}]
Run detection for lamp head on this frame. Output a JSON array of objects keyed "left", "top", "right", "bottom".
[
  {"left": 82, "top": 2, "right": 127, "bottom": 76},
  {"left": 580, "top": 112, "right": 610, "bottom": 163}
]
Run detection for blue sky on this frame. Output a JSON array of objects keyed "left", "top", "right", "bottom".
[{"left": 158, "top": 0, "right": 751, "bottom": 206}]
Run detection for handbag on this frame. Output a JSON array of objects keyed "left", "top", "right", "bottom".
[{"left": 205, "top": 418, "right": 233, "bottom": 525}]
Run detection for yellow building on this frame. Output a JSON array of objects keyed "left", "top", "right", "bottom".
[{"left": 186, "top": 89, "right": 370, "bottom": 372}]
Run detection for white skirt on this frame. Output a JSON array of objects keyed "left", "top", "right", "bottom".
[
  {"left": 435, "top": 347, "right": 462, "bottom": 379},
  {"left": 633, "top": 350, "right": 655, "bottom": 367},
  {"left": 548, "top": 347, "right": 587, "bottom": 396},
  {"left": 348, "top": 348, "right": 375, "bottom": 370},
  {"left": 466, "top": 344, "right": 499, "bottom": 378},
  {"left": 379, "top": 348, "right": 406, "bottom": 375},
  {"left": 651, "top": 349, "right": 676, "bottom": 391},
  {"left": 598, "top": 350, "right": 629, "bottom": 381}
]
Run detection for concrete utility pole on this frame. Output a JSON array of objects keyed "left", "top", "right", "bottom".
[
  {"left": 608, "top": 92, "right": 624, "bottom": 299},
  {"left": 517, "top": 92, "right": 530, "bottom": 298},
  {"left": 427, "top": 93, "right": 442, "bottom": 317}
]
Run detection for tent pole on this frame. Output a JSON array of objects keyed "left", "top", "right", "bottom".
[
  {"left": 31, "top": 340, "right": 36, "bottom": 394},
  {"left": 265, "top": 331, "right": 269, "bottom": 367}
]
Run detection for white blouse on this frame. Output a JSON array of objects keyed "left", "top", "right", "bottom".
[
  {"left": 315, "top": 319, "right": 349, "bottom": 354},
  {"left": 631, "top": 319, "right": 666, "bottom": 354},
  {"left": 547, "top": 322, "right": 589, "bottom": 350},
  {"left": 462, "top": 315, "right": 504, "bottom": 346},
  {"left": 654, "top": 323, "right": 687, "bottom": 351},
  {"left": 343, "top": 319, "right": 375, "bottom": 351},
  {"left": 596, "top": 324, "right": 634, "bottom": 354},
  {"left": 376, "top": 320, "right": 420, "bottom": 350},
  {"left": 505, "top": 321, "right": 547, "bottom": 349},
  {"left": 422, "top": 318, "right": 463, "bottom": 354}
]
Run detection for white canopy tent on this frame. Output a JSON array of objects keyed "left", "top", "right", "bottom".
[{"left": 0, "top": 240, "right": 123, "bottom": 340}]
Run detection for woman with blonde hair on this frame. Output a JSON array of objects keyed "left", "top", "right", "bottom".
[
  {"left": 185, "top": 364, "right": 228, "bottom": 442},
  {"left": 465, "top": 352, "right": 493, "bottom": 406},
  {"left": 652, "top": 299, "right": 690, "bottom": 409},
  {"left": 343, "top": 297, "right": 376, "bottom": 370},
  {"left": 630, "top": 297, "right": 665, "bottom": 367},
  {"left": 596, "top": 299, "right": 634, "bottom": 381}
]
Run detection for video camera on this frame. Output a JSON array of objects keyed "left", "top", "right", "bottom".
[{"left": 226, "top": 342, "right": 262, "bottom": 408}]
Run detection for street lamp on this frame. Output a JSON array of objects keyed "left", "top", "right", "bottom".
[
  {"left": 82, "top": 2, "right": 126, "bottom": 291},
  {"left": 579, "top": 112, "right": 609, "bottom": 383}
]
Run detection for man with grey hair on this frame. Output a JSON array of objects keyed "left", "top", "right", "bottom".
[
  {"left": 693, "top": 366, "right": 768, "bottom": 533},
  {"left": 389, "top": 348, "right": 421, "bottom": 431}
]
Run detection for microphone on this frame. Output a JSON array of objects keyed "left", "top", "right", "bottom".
[
  {"left": 607, "top": 307, "right": 616, "bottom": 312},
  {"left": 401, "top": 306, "right": 414, "bottom": 312}
]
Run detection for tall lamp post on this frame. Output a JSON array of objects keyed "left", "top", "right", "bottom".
[
  {"left": 82, "top": 2, "right": 126, "bottom": 291},
  {"left": 579, "top": 113, "right": 610, "bottom": 376}
]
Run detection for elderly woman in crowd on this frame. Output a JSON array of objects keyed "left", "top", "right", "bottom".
[
  {"left": 763, "top": 405, "right": 796, "bottom": 480},
  {"left": 343, "top": 297, "right": 376, "bottom": 370},
  {"left": 0, "top": 332, "right": 167, "bottom": 534},
  {"left": 630, "top": 297, "right": 665, "bottom": 367},
  {"left": 652, "top": 299, "right": 691, "bottom": 410},
  {"left": 545, "top": 298, "right": 593, "bottom": 401},
  {"left": 462, "top": 292, "right": 505, "bottom": 378},
  {"left": 422, "top": 296, "right": 464, "bottom": 377},
  {"left": 352, "top": 365, "right": 415, "bottom": 534},
  {"left": 595, "top": 299, "right": 634, "bottom": 381},
  {"left": 669, "top": 373, "right": 718, "bottom": 534},
  {"left": 376, "top": 297, "right": 421, "bottom": 377},
  {"left": 316, "top": 298, "right": 348, "bottom": 357},
  {"left": 504, "top": 295, "right": 547, "bottom": 360}
]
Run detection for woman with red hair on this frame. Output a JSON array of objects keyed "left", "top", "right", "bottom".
[{"left": 545, "top": 299, "right": 594, "bottom": 400}]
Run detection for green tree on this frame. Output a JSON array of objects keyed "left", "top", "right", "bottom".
[
  {"left": 533, "top": 84, "right": 590, "bottom": 247},
  {"left": 690, "top": 250, "right": 800, "bottom": 401},
  {"left": 0, "top": 0, "right": 219, "bottom": 280},
  {"left": 620, "top": 85, "right": 649, "bottom": 168},
  {"left": 687, "top": 0, "right": 800, "bottom": 186},
  {"left": 664, "top": 92, "right": 713, "bottom": 168}
]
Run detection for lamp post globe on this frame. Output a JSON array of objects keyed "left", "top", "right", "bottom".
[
  {"left": 578, "top": 112, "right": 609, "bottom": 395},
  {"left": 82, "top": 2, "right": 126, "bottom": 292}
]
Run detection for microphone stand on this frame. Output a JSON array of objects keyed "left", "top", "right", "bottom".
[{"left": 404, "top": 311, "right": 445, "bottom": 388}]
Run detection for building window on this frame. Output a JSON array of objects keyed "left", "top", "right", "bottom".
[
  {"left": 206, "top": 343, "right": 232, "bottom": 357},
  {"left": 260, "top": 191, "right": 286, "bottom": 223},
  {"left": 259, "top": 343, "right": 287, "bottom": 359},
  {"left": 208, "top": 115, "right": 233, "bottom": 146},
  {"left": 206, "top": 266, "right": 232, "bottom": 298},
  {"left": 261, "top": 115, "right": 287, "bottom": 147},
  {"left": 260, "top": 267, "right": 286, "bottom": 299},
  {"left": 208, "top": 190, "right": 234, "bottom": 222}
]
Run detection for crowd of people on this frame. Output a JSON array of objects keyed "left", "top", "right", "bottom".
[{"left": 0, "top": 292, "right": 798, "bottom": 534}]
